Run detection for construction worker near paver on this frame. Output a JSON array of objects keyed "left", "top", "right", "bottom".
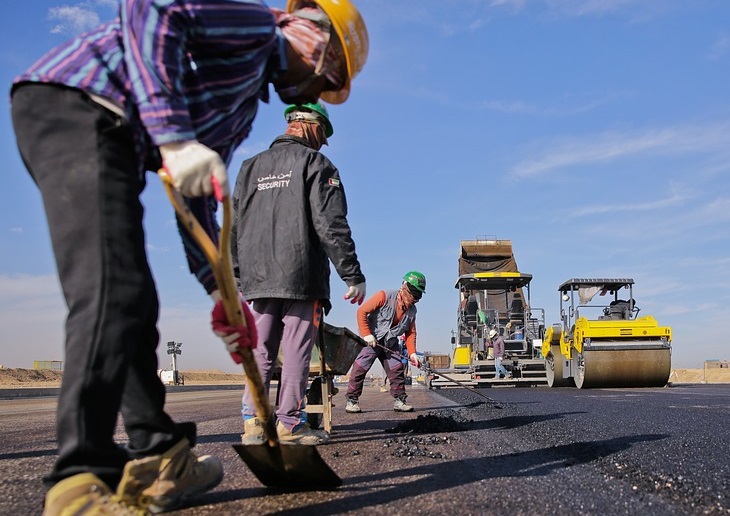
[
  {"left": 489, "top": 329, "right": 512, "bottom": 379},
  {"left": 346, "top": 272, "right": 425, "bottom": 413},
  {"left": 232, "top": 102, "right": 366, "bottom": 446},
  {"left": 9, "top": 0, "right": 368, "bottom": 513}
]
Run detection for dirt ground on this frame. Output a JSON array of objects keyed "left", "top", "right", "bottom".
[
  {"left": 0, "top": 367, "right": 245, "bottom": 388},
  {"left": 668, "top": 367, "right": 730, "bottom": 384},
  {"left": 0, "top": 366, "right": 729, "bottom": 388}
]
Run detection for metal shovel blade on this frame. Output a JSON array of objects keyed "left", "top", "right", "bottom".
[{"left": 233, "top": 443, "right": 342, "bottom": 489}]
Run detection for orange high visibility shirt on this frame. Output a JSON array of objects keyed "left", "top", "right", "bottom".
[{"left": 357, "top": 290, "right": 417, "bottom": 356}]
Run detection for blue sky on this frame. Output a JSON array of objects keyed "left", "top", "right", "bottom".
[{"left": 1, "top": 0, "right": 729, "bottom": 373}]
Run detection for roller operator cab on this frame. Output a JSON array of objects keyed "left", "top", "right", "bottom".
[{"left": 542, "top": 278, "right": 672, "bottom": 389}]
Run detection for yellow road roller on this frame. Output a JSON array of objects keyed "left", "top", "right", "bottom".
[{"left": 542, "top": 278, "right": 672, "bottom": 388}]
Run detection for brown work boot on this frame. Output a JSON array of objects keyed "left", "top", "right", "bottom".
[
  {"left": 122, "top": 438, "right": 223, "bottom": 514},
  {"left": 241, "top": 417, "right": 265, "bottom": 445},
  {"left": 276, "top": 420, "right": 330, "bottom": 445},
  {"left": 43, "top": 472, "right": 145, "bottom": 516}
]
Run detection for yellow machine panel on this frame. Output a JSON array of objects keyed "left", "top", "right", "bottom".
[{"left": 452, "top": 346, "right": 472, "bottom": 369}]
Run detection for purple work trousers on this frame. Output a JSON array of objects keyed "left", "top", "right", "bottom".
[
  {"left": 346, "top": 337, "right": 406, "bottom": 400},
  {"left": 242, "top": 299, "right": 321, "bottom": 430}
]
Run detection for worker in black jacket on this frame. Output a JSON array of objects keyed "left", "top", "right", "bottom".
[{"left": 232, "top": 102, "right": 366, "bottom": 445}]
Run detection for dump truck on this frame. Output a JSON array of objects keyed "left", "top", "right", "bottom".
[
  {"left": 425, "top": 238, "right": 547, "bottom": 388},
  {"left": 542, "top": 278, "right": 672, "bottom": 388}
]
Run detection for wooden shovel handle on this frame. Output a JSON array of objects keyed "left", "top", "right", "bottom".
[{"left": 158, "top": 170, "right": 278, "bottom": 445}]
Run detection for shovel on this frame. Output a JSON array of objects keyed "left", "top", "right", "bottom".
[{"left": 158, "top": 171, "right": 341, "bottom": 489}]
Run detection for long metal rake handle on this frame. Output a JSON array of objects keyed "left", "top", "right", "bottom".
[{"left": 371, "top": 340, "right": 498, "bottom": 404}]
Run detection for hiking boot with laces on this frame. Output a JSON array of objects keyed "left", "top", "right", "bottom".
[
  {"left": 241, "top": 417, "right": 265, "bottom": 445},
  {"left": 43, "top": 472, "right": 144, "bottom": 516},
  {"left": 345, "top": 398, "right": 361, "bottom": 413},
  {"left": 124, "top": 438, "right": 223, "bottom": 514},
  {"left": 276, "top": 420, "right": 330, "bottom": 445},
  {"left": 393, "top": 396, "right": 414, "bottom": 412}
]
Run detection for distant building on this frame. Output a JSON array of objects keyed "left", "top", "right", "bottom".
[{"left": 34, "top": 360, "right": 64, "bottom": 371}]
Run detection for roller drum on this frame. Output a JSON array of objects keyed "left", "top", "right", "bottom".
[
  {"left": 546, "top": 345, "right": 574, "bottom": 388},
  {"left": 575, "top": 347, "right": 671, "bottom": 388}
]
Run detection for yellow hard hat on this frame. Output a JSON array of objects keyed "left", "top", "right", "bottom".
[{"left": 287, "top": 0, "right": 369, "bottom": 104}]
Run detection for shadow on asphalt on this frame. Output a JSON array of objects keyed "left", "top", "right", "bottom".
[
  {"left": 333, "top": 410, "right": 588, "bottom": 441},
  {"left": 0, "top": 448, "right": 58, "bottom": 461},
  {"left": 267, "top": 433, "right": 670, "bottom": 515},
  {"left": 462, "top": 411, "right": 587, "bottom": 431},
  {"left": 196, "top": 433, "right": 242, "bottom": 445}
]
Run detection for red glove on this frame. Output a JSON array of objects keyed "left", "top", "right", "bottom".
[{"left": 211, "top": 298, "right": 257, "bottom": 364}]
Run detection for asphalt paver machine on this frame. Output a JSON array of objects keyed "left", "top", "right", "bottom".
[{"left": 426, "top": 239, "right": 547, "bottom": 388}]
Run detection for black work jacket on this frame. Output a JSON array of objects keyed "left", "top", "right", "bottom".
[{"left": 231, "top": 135, "right": 365, "bottom": 310}]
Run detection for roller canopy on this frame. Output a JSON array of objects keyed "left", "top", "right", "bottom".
[{"left": 558, "top": 278, "right": 634, "bottom": 293}]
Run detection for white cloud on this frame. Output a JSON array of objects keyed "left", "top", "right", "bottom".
[
  {"left": 490, "top": 0, "right": 528, "bottom": 9},
  {"left": 544, "top": 0, "right": 639, "bottom": 17},
  {"left": 572, "top": 187, "right": 687, "bottom": 216},
  {"left": 488, "top": 0, "right": 650, "bottom": 18},
  {"left": 478, "top": 92, "right": 623, "bottom": 116},
  {"left": 706, "top": 32, "right": 730, "bottom": 61},
  {"left": 511, "top": 123, "right": 730, "bottom": 179},
  {"left": 10, "top": 227, "right": 23, "bottom": 234},
  {"left": 231, "top": 141, "right": 270, "bottom": 163},
  {"left": 47, "top": 1, "right": 117, "bottom": 36},
  {"left": 48, "top": 6, "right": 101, "bottom": 35}
]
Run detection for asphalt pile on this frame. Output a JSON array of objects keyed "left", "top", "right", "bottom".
[
  {"left": 385, "top": 409, "right": 472, "bottom": 434},
  {"left": 377, "top": 409, "right": 475, "bottom": 460},
  {"left": 384, "top": 435, "right": 454, "bottom": 459}
]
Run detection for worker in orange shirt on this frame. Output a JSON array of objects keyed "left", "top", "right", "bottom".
[{"left": 345, "top": 272, "right": 425, "bottom": 413}]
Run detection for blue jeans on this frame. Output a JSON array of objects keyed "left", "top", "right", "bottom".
[{"left": 494, "top": 357, "right": 509, "bottom": 378}]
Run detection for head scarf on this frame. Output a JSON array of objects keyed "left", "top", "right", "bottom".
[
  {"left": 271, "top": 7, "right": 345, "bottom": 90},
  {"left": 285, "top": 120, "right": 327, "bottom": 149},
  {"left": 398, "top": 282, "right": 418, "bottom": 310}
]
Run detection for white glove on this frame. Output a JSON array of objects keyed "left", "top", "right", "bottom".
[
  {"left": 344, "top": 282, "right": 366, "bottom": 305},
  {"left": 159, "top": 140, "right": 229, "bottom": 198},
  {"left": 364, "top": 334, "right": 377, "bottom": 347},
  {"left": 409, "top": 353, "right": 420, "bottom": 367}
]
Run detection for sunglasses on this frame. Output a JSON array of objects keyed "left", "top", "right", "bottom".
[{"left": 406, "top": 283, "right": 423, "bottom": 300}]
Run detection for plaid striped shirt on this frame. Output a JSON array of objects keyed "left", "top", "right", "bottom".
[{"left": 13, "top": 0, "right": 286, "bottom": 293}]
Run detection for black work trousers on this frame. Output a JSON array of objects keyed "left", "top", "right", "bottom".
[{"left": 11, "top": 84, "right": 191, "bottom": 488}]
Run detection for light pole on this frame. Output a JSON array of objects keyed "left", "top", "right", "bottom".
[{"left": 166, "top": 341, "right": 182, "bottom": 385}]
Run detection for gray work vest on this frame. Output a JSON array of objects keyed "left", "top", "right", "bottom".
[{"left": 368, "top": 290, "right": 417, "bottom": 342}]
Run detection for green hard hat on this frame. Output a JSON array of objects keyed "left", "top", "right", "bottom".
[
  {"left": 403, "top": 271, "right": 426, "bottom": 294},
  {"left": 284, "top": 102, "right": 333, "bottom": 138}
]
